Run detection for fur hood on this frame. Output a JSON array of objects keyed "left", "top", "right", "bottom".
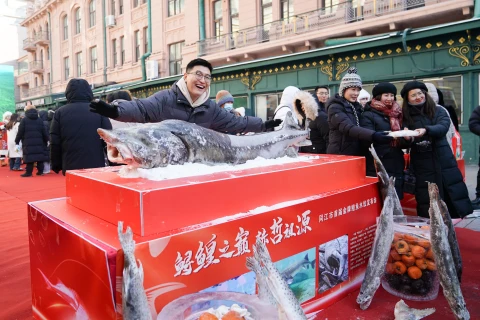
[{"left": 292, "top": 90, "right": 318, "bottom": 123}]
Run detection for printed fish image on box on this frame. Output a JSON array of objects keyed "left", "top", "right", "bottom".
[
  {"left": 188, "top": 272, "right": 256, "bottom": 314},
  {"left": 319, "top": 235, "right": 349, "bottom": 294},
  {"left": 274, "top": 248, "right": 316, "bottom": 303}
]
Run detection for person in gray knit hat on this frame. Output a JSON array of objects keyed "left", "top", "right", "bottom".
[{"left": 326, "top": 67, "right": 393, "bottom": 156}]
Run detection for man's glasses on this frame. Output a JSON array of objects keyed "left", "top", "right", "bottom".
[{"left": 188, "top": 71, "right": 212, "bottom": 83}]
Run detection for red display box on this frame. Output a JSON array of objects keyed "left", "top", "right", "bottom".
[
  {"left": 66, "top": 155, "right": 367, "bottom": 236},
  {"left": 29, "top": 155, "right": 382, "bottom": 319}
]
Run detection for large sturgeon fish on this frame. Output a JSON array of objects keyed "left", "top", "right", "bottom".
[
  {"left": 356, "top": 177, "right": 395, "bottom": 310},
  {"left": 98, "top": 112, "right": 310, "bottom": 168},
  {"left": 428, "top": 183, "right": 470, "bottom": 320}
]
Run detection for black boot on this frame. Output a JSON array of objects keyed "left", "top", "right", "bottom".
[
  {"left": 21, "top": 172, "right": 32, "bottom": 177},
  {"left": 471, "top": 197, "right": 480, "bottom": 205}
]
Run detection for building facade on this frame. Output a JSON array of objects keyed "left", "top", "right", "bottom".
[{"left": 14, "top": 0, "right": 480, "bottom": 162}]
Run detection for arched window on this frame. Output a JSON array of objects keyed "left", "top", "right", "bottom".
[
  {"left": 32, "top": 29, "right": 36, "bottom": 39},
  {"left": 89, "top": 0, "right": 96, "bottom": 28},
  {"left": 63, "top": 15, "right": 69, "bottom": 40},
  {"left": 45, "top": 22, "right": 49, "bottom": 40},
  {"left": 75, "top": 8, "right": 81, "bottom": 34},
  {"left": 40, "top": 49, "right": 44, "bottom": 61}
]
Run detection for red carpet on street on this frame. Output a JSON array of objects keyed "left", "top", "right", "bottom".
[
  {"left": 0, "top": 166, "right": 66, "bottom": 320},
  {"left": 0, "top": 165, "right": 479, "bottom": 319}
]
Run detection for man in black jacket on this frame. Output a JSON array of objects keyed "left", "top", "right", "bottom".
[
  {"left": 50, "top": 78, "right": 112, "bottom": 175},
  {"left": 90, "top": 58, "right": 281, "bottom": 133},
  {"left": 15, "top": 105, "right": 49, "bottom": 177},
  {"left": 300, "top": 86, "right": 330, "bottom": 154},
  {"left": 469, "top": 105, "right": 480, "bottom": 208}
]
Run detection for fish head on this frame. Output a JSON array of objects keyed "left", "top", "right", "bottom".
[{"left": 97, "top": 127, "right": 188, "bottom": 168}]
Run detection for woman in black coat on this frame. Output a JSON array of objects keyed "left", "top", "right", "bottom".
[
  {"left": 361, "top": 82, "right": 406, "bottom": 199},
  {"left": 401, "top": 81, "right": 472, "bottom": 218},
  {"left": 327, "top": 67, "right": 393, "bottom": 156},
  {"left": 15, "top": 106, "right": 49, "bottom": 177},
  {"left": 300, "top": 87, "right": 330, "bottom": 154}
]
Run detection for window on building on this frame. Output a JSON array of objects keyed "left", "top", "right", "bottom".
[
  {"left": 35, "top": 77, "right": 38, "bottom": 87},
  {"left": 324, "top": 0, "right": 340, "bottom": 14},
  {"left": 280, "top": 0, "right": 294, "bottom": 22},
  {"left": 143, "top": 27, "right": 148, "bottom": 54},
  {"left": 255, "top": 93, "right": 281, "bottom": 120},
  {"left": 230, "top": 0, "right": 239, "bottom": 33},
  {"left": 75, "top": 8, "right": 81, "bottom": 34},
  {"left": 47, "top": 72, "right": 50, "bottom": 83},
  {"left": 112, "top": 39, "right": 117, "bottom": 67},
  {"left": 134, "top": 30, "right": 140, "bottom": 62},
  {"left": 133, "top": 0, "right": 139, "bottom": 7},
  {"left": 76, "top": 52, "right": 83, "bottom": 76},
  {"left": 168, "top": 0, "right": 184, "bottom": 16},
  {"left": 64, "top": 56, "right": 70, "bottom": 80},
  {"left": 40, "top": 75, "right": 44, "bottom": 85},
  {"left": 213, "top": 0, "right": 223, "bottom": 37},
  {"left": 119, "top": 0, "right": 124, "bottom": 14},
  {"left": 63, "top": 15, "right": 68, "bottom": 40},
  {"left": 111, "top": 0, "right": 115, "bottom": 15},
  {"left": 262, "top": 0, "right": 273, "bottom": 25},
  {"left": 89, "top": 0, "right": 96, "bottom": 28},
  {"left": 169, "top": 42, "right": 184, "bottom": 75},
  {"left": 47, "top": 47, "right": 50, "bottom": 60},
  {"left": 40, "top": 49, "right": 44, "bottom": 61},
  {"left": 120, "top": 36, "right": 125, "bottom": 65},
  {"left": 90, "top": 46, "right": 97, "bottom": 73}
]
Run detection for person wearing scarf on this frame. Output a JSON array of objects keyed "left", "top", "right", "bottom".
[
  {"left": 360, "top": 82, "right": 406, "bottom": 199},
  {"left": 400, "top": 81, "right": 472, "bottom": 219}
]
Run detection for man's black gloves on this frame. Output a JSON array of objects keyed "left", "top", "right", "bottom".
[
  {"left": 372, "top": 131, "right": 394, "bottom": 144},
  {"left": 264, "top": 119, "right": 283, "bottom": 130},
  {"left": 90, "top": 99, "right": 119, "bottom": 119}
]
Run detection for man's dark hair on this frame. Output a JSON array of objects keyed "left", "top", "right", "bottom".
[
  {"left": 315, "top": 86, "right": 329, "bottom": 93},
  {"left": 186, "top": 58, "right": 213, "bottom": 73}
]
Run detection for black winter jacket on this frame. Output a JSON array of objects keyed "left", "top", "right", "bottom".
[
  {"left": 15, "top": 109, "right": 49, "bottom": 163},
  {"left": 468, "top": 105, "right": 480, "bottom": 137},
  {"left": 115, "top": 82, "right": 264, "bottom": 134},
  {"left": 300, "top": 96, "right": 329, "bottom": 154},
  {"left": 38, "top": 110, "right": 50, "bottom": 161},
  {"left": 50, "top": 79, "right": 112, "bottom": 175},
  {"left": 326, "top": 94, "right": 374, "bottom": 155},
  {"left": 360, "top": 103, "right": 405, "bottom": 199},
  {"left": 408, "top": 104, "right": 472, "bottom": 218}
]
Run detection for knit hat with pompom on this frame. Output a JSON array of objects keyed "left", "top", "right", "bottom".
[{"left": 339, "top": 67, "right": 362, "bottom": 97}]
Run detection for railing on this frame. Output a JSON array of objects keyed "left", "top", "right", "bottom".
[
  {"left": 28, "top": 85, "right": 50, "bottom": 98},
  {"left": 29, "top": 60, "right": 43, "bottom": 73},
  {"left": 20, "top": 87, "right": 30, "bottom": 99},
  {"left": 34, "top": 31, "right": 49, "bottom": 44},
  {"left": 23, "top": 38, "right": 36, "bottom": 51},
  {"left": 198, "top": 0, "right": 449, "bottom": 56},
  {"left": 17, "top": 61, "right": 29, "bottom": 75}
]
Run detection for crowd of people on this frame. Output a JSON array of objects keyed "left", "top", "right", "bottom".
[{"left": 0, "top": 58, "right": 476, "bottom": 219}]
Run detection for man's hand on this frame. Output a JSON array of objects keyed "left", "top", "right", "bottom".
[
  {"left": 264, "top": 119, "right": 283, "bottom": 130},
  {"left": 90, "top": 99, "right": 119, "bottom": 119}
]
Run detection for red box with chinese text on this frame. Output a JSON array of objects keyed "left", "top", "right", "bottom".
[
  {"left": 66, "top": 156, "right": 367, "bottom": 236},
  {"left": 29, "top": 159, "right": 381, "bottom": 319}
]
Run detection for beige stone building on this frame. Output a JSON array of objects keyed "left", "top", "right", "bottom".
[{"left": 15, "top": 0, "right": 473, "bottom": 109}]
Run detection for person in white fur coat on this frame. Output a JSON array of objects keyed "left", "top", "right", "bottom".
[{"left": 273, "top": 86, "right": 318, "bottom": 130}]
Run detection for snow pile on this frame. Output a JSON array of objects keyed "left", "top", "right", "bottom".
[{"left": 118, "top": 155, "right": 320, "bottom": 181}]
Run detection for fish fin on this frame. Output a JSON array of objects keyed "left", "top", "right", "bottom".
[
  {"left": 304, "top": 254, "right": 309, "bottom": 262},
  {"left": 285, "top": 146, "right": 298, "bottom": 157},
  {"left": 282, "top": 111, "right": 301, "bottom": 130},
  {"left": 122, "top": 265, "right": 131, "bottom": 303}
]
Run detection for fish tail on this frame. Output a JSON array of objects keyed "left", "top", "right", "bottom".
[
  {"left": 118, "top": 221, "right": 135, "bottom": 258},
  {"left": 254, "top": 240, "right": 272, "bottom": 266}
]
